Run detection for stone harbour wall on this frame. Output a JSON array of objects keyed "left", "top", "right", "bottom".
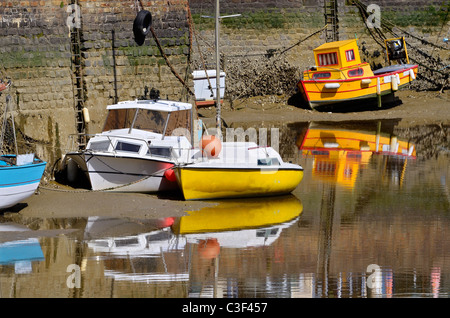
[
  {"left": 0, "top": 0, "right": 192, "bottom": 167},
  {"left": 0, "top": 0, "right": 448, "bottom": 170}
]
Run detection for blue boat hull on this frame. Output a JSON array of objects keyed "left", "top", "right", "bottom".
[{"left": 0, "top": 155, "right": 47, "bottom": 209}]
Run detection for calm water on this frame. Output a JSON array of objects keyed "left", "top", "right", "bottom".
[{"left": 0, "top": 119, "right": 449, "bottom": 298}]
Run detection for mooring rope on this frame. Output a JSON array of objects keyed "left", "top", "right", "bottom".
[
  {"left": 352, "top": 0, "right": 449, "bottom": 91},
  {"left": 231, "top": 25, "right": 329, "bottom": 103},
  {"left": 39, "top": 164, "right": 177, "bottom": 193}
]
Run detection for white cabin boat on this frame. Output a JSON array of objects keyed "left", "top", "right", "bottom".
[{"left": 64, "top": 99, "right": 193, "bottom": 192}]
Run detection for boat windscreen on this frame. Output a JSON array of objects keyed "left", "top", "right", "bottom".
[
  {"left": 133, "top": 109, "right": 168, "bottom": 134},
  {"left": 102, "top": 109, "right": 137, "bottom": 131},
  {"left": 164, "top": 109, "right": 191, "bottom": 136},
  {"left": 102, "top": 108, "right": 191, "bottom": 136}
]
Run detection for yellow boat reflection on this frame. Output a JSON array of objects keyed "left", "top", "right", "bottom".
[
  {"left": 296, "top": 122, "right": 416, "bottom": 188},
  {"left": 172, "top": 195, "right": 303, "bottom": 235},
  {"left": 85, "top": 195, "right": 303, "bottom": 283}
]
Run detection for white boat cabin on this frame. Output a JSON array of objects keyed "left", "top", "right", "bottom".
[{"left": 86, "top": 99, "right": 194, "bottom": 162}]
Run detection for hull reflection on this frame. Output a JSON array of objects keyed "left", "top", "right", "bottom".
[
  {"left": 84, "top": 195, "right": 302, "bottom": 290},
  {"left": 296, "top": 121, "right": 416, "bottom": 188}
]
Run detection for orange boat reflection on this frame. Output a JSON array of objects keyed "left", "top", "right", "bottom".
[{"left": 296, "top": 121, "right": 416, "bottom": 188}]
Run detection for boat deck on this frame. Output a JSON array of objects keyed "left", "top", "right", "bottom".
[{"left": 372, "top": 64, "right": 416, "bottom": 75}]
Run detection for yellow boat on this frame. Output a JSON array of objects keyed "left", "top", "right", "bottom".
[
  {"left": 175, "top": 141, "right": 303, "bottom": 200},
  {"left": 297, "top": 37, "right": 418, "bottom": 109}
]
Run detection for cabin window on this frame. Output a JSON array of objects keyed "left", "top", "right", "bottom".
[
  {"left": 311, "top": 150, "right": 329, "bottom": 156},
  {"left": 115, "top": 237, "right": 139, "bottom": 247},
  {"left": 256, "top": 228, "right": 279, "bottom": 237},
  {"left": 115, "top": 141, "right": 141, "bottom": 153},
  {"left": 312, "top": 72, "right": 331, "bottom": 80},
  {"left": 257, "top": 158, "right": 280, "bottom": 166},
  {"left": 347, "top": 152, "right": 362, "bottom": 159},
  {"left": 318, "top": 52, "right": 338, "bottom": 66},
  {"left": 147, "top": 146, "right": 172, "bottom": 158},
  {"left": 345, "top": 49, "right": 356, "bottom": 62},
  {"left": 89, "top": 140, "right": 110, "bottom": 152},
  {"left": 348, "top": 68, "right": 364, "bottom": 77}
]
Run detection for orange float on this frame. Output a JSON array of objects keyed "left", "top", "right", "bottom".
[
  {"left": 163, "top": 168, "right": 176, "bottom": 182},
  {"left": 200, "top": 135, "right": 222, "bottom": 158},
  {"left": 198, "top": 238, "right": 220, "bottom": 259}
]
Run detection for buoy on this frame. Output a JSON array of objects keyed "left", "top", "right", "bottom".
[
  {"left": 133, "top": 10, "right": 152, "bottom": 37},
  {"left": 66, "top": 158, "right": 78, "bottom": 183},
  {"left": 409, "top": 68, "right": 415, "bottom": 80},
  {"left": 390, "top": 136, "right": 398, "bottom": 153},
  {"left": 157, "top": 217, "right": 175, "bottom": 228},
  {"left": 391, "top": 75, "right": 398, "bottom": 91},
  {"left": 82, "top": 107, "right": 90, "bottom": 123},
  {"left": 164, "top": 169, "right": 176, "bottom": 182},
  {"left": 198, "top": 239, "right": 220, "bottom": 259},
  {"left": 376, "top": 77, "right": 381, "bottom": 95},
  {"left": 200, "top": 135, "right": 222, "bottom": 158},
  {"left": 376, "top": 77, "right": 382, "bottom": 108},
  {"left": 324, "top": 83, "right": 340, "bottom": 89},
  {"left": 133, "top": 10, "right": 152, "bottom": 46}
]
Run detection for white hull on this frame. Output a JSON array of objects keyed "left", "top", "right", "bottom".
[
  {"left": 71, "top": 153, "right": 177, "bottom": 192},
  {"left": 0, "top": 182, "right": 40, "bottom": 209}
]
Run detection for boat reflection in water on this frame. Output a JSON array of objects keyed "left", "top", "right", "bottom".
[
  {"left": 85, "top": 195, "right": 302, "bottom": 296},
  {"left": 295, "top": 120, "right": 416, "bottom": 189},
  {"left": 0, "top": 224, "right": 45, "bottom": 275}
]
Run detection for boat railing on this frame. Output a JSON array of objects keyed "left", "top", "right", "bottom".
[
  {"left": 0, "top": 154, "right": 44, "bottom": 167},
  {"left": 305, "top": 65, "right": 348, "bottom": 81},
  {"left": 68, "top": 133, "right": 154, "bottom": 153}
]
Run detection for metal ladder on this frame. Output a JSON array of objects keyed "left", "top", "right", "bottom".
[
  {"left": 324, "top": 0, "right": 339, "bottom": 42},
  {"left": 69, "top": 0, "right": 87, "bottom": 150}
]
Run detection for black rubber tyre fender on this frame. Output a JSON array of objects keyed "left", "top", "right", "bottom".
[{"left": 133, "top": 10, "right": 152, "bottom": 37}]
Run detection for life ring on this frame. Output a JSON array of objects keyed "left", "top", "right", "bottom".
[{"left": 133, "top": 10, "right": 152, "bottom": 37}]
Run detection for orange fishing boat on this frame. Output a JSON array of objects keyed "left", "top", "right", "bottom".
[{"left": 297, "top": 37, "right": 418, "bottom": 109}]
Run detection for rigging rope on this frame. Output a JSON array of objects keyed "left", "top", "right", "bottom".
[
  {"left": 353, "top": 0, "right": 449, "bottom": 90},
  {"left": 231, "top": 25, "right": 329, "bottom": 102},
  {"left": 135, "top": 0, "right": 195, "bottom": 97}
]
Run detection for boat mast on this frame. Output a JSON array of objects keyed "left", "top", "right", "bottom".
[
  {"left": 213, "top": 1, "right": 240, "bottom": 135},
  {"left": 215, "top": 0, "right": 221, "bottom": 134},
  {"left": 0, "top": 95, "right": 18, "bottom": 157}
]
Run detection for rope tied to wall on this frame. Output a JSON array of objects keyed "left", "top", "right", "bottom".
[
  {"left": 133, "top": 1, "right": 195, "bottom": 98},
  {"left": 352, "top": 0, "right": 449, "bottom": 91}
]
